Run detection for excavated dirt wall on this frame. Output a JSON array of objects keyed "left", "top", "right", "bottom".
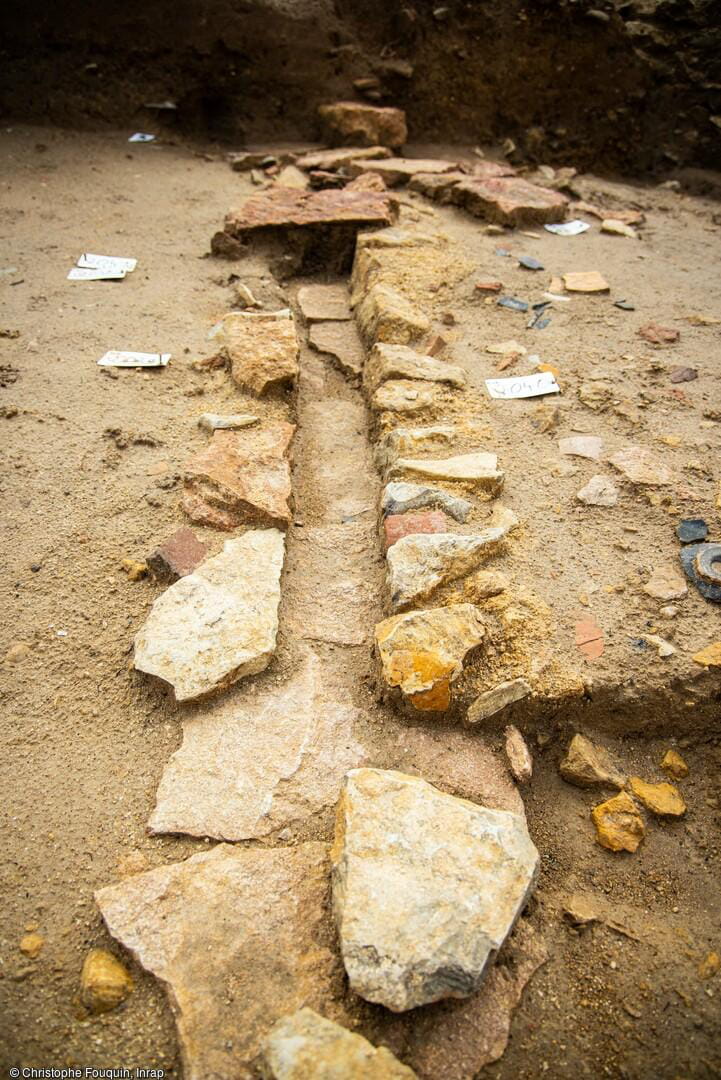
[{"left": 0, "top": 0, "right": 719, "bottom": 174}]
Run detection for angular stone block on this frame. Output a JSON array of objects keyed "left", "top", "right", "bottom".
[
  {"left": 452, "top": 177, "right": 568, "bottom": 226},
  {"left": 356, "top": 284, "right": 430, "bottom": 347},
  {"left": 363, "top": 342, "right": 466, "bottom": 393},
  {"left": 318, "top": 102, "right": 407, "bottom": 148}
]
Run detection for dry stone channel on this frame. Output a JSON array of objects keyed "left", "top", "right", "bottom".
[{"left": 98, "top": 124, "right": 558, "bottom": 1080}]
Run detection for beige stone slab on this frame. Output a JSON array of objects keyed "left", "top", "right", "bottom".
[
  {"left": 348, "top": 157, "right": 460, "bottom": 187},
  {"left": 214, "top": 311, "right": 299, "bottom": 395},
  {"left": 372, "top": 379, "right": 442, "bottom": 415},
  {"left": 297, "top": 284, "right": 351, "bottom": 322},
  {"left": 363, "top": 343, "right": 466, "bottom": 393},
  {"left": 149, "top": 650, "right": 365, "bottom": 840},
  {"left": 296, "top": 146, "right": 392, "bottom": 170},
  {"left": 388, "top": 452, "right": 504, "bottom": 495},
  {"left": 308, "top": 320, "right": 365, "bottom": 382},
  {"left": 386, "top": 528, "right": 510, "bottom": 610},
  {"left": 356, "top": 284, "right": 431, "bottom": 347}
]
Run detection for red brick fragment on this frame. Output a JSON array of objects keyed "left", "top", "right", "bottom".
[
  {"left": 575, "top": 618, "right": 605, "bottom": 661},
  {"left": 383, "top": 510, "right": 452, "bottom": 551},
  {"left": 147, "top": 527, "right": 209, "bottom": 582},
  {"left": 475, "top": 281, "right": 503, "bottom": 293}
]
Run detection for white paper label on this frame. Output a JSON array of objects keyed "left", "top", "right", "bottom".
[
  {"left": 77, "top": 253, "right": 137, "bottom": 273},
  {"left": 68, "top": 267, "right": 126, "bottom": 281},
  {"left": 544, "top": 220, "right": 590, "bottom": 236},
  {"left": 128, "top": 132, "right": 155, "bottom": 142},
  {"left": 485, "top": 371, "right": 560, "bottom": 399},
  {"left": 97, "top": 351, "right": 171, "bottom": 368}
]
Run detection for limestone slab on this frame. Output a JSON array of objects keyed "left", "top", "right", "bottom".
[
  {"left": 453, "top": 177, "right": 568, "bottom": 226},
  {"left": 308, "top": 320, "right": 365, "bottom": 382},
  {"left": 297, "top": 284, "right": 351, "bottom": 322},
  {"left": 376, "top": 425, "right": 457, "bottom": 468},
  {"left": 95, "top": 843, "right": 341, "bottom": 1080},
  {"left": 408, "top": 171, "right": 466, "bottom": 202},
  {"left": 222, "top": 186, "right": 395, "bottom": 236},
  {"left": 466, "top": 679, "right": 532, "bottom": 725},
  {"left": 388, "top": 452, "right": 504, "bottom": 495},
  {"left": 261, "top": 1008, "right": 417, "bottom": 1079},
  {"left": 331, "top": 769, "right": 540, "bottom": 1011},
  {"left": 134, "top": 531, "right": 284, "bottom": 702},
  {"left": 576, "top": 474, "right": 618, "bottom": 506},
  {"left": 371, "top": 380, "right": 442, "bottom": 415},
  {"left": 150, "top": 650, "right": 365, "bottom": 840},
  {"left": 375, "top": 604, "right": 486, "bottom": 711},
  {"left": 348, "top": 157, "right": 459, "bottom": 187},
  {"left": 356, "top": 284, "right": 431, "bottom": 347},
  {"left": 609, "top": 445, "right": 673, "bottom": 485},
  {"left": 183, "top": 422, "right": 294, "bottom": 530},
  {"left": 363, "top": 343, "right": 466, "bottom": 393},
  {"left": 296, "top": 146, "right": 392, "bottom": 170},
  {"left": 213, "top": 311, "right": 299, "bottom": 395},
  {"left": 318, "top": 102, "right": 407, "bottom": 148},
  {"left": 380, "top": 481, "right": 472, "bottom": 523}
]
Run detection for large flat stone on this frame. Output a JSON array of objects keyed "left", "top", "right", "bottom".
[
  {"left": 212, "top": 311, "right": 299, "bottom": 395},
  {"left": 371, "top": 379, "right": 443, "bottom": 415},
  {"left": 376, "top": 425, "right": 458, "bottom": 469},
  {"left": 297, "top": 284, "right": 351, "bottom": 322},
  {"left": 95, "top": 843, "right": 342, "bottom": 1080},
  {"left": 149, "top": 650, "right": 365, "bottom": 840},
  {"left": 318, "top": 102, "right": 407, "bottom": 148},
  {"left": 222, "top": 187, "right": 395, "bottom": 236},
  {"left": 386, "top": 526, "right": 512, "bottom": 610},
  {"left": 408, "top": 171, "right": 467, "bottom": 202},
  {"left": 363, "top": 343, "right": 466, "bottom": 393},
  {"left": 348, "top": 157, "right": 460, "bottom": 187},
  {"left": 356, "top": 284, "right": 431, "bottom": 347},
  {"left": 261, "top": 1008, "right": 417, "bottom": 1079},
  {"left": 308, "top": 320, "right": 365, "bottom": 382},
  {"left": 183, "top": 422, "right": 294, "bottom": 530},
  {"left": 375, "top": 604, "right": 486, "bottom": 711},
  {"left": 331, "top": 769, "right": 540, "bottom": 1011},
  {"left": 452, "top": 177, "right": 568, "bottom": 226},
  {"left": 296, "top": 146, "right": 392, "bottom": 170},
  {"left": 387, "top": 452, "right": 504, "bottom": 495},
  {"left": 134, "top": 530, "right": 284, "bottom": 702}
]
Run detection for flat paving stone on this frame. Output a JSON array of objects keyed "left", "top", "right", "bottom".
[
  {"left": 452, "top": 176, "right": 568, "bottom": 226},
  {"left": 222, "top": 186, "right": 395, "bottom": 235},
  {"left": 308, "top": 320, "right": 365, "bottom": 382}
]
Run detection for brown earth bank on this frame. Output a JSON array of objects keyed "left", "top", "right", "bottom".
[{"left": 0, "top": 0, "right": 720, "bottom": 175}]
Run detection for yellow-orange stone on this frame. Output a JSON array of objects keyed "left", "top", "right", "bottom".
[
  {"left": 693, "top": 642, "right": 721, "bottom": 667},
  {"left": 660, "top": 749, "right": 688, "bottom": 780},
  {"left": 628, "top": 777, "right": 686, "bottom": 817},
  {"left": 19, "top": 932, "right": 44, "bottom": 958},
  {"left": 591, "top": 791, "right": 645, "bottom": 853}
]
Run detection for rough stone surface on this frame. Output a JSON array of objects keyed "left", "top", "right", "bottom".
[
  {"left": 381, "top": 481, "right": 472, "bottom": 523},
  {"left": 134, "top": 531, "right": 284, "bottom": 702},
  {"left": 261, "top": 1008, "right": 417, "bottom": 1080},
  {"left": 95, "top": 843, "right": 341, "bottom": 1080},
  {"left": 576, "top": 474, "right": 618, "bottom": 507},
  {"left": 363, "top": 343, "right": 466, "bottom": 393},
  {"left": 349, "top": 157, "right": 459, "bottom": 187},
  {"left": 383, "top": 510, "right": 452, "bottom": 551},
  {"left": 559, "top": 435, "right": 603, "bottom": 460},
  {"left": 504, "top": 725, "right": 533, "bottom": 784},
  {"left": 628, "top": 777, "right": 686, "bottom": 817},
  {"left": 466, "top": 679, "right": 532, "bottom": 726},
  {"left": 297, "top": 284, "right": 351, "bottom": 322},
  {"left": 387, "top": 523, "right": 513, "bottom": 610},
  {"left": 643, "top": 565, "right": 688, "bottom": 601},
  {"left": 371, "top": 380, "right": 442, "bottom": 415},
  {"left": 80, "top": 949, "right": 133, "bottom": 1015},
  {"left": 331, "top": 769, "right": 539, "bottom": 1011},
  {"left": 560, "top": 734, "right": 626, "bottom": 790},
  {"left": 296, "top": 146, "right": 392, "bottom": 170},
  {"left": 591, "top": 791, "right": 645, "bottom": 853},
  {"left": 308, "top": 320, "right": 365, "bottom": 381},
  {"left": 318, "top": 102, "right": 407, "bottom": 148},
  {"left": 147, "top": 527, "right": 209, "bottom": 582},
  {"left": 408, "top": 171, "right": 466, "bottom": 202},
  {"left": 150, "top": 650, "right": 365, "bottom": 840},
  {"left": 661, "top": 749, "right": 689, "bottom": 779},
  {"left": 222, "top": 186, "right": 394, "bottom": 236},
  {"left": 388, "top": 452, "right": 504, "bottom": 495},
  {"left": 452, "top": 177, "right": 568, "bottom": 226},
  {"left": 562, "top": 271, "right": 610, "bottom": 293},
  {"left": 215, "top": 312, "right": 299, "bottom": 395},
  {"left": 375, "top": 604, "right": 485, "bottom": 711},
  {"left": 376, "top": 425, "right": 457, "bottom": 468},
  {"left": 183, "top": 422, "right": 294, "bottom": 530},
  {"left": 609, "top": 445, "right": 673, "bottom": 485},
  {"left": 198, "top": 412, "right": 259, "bottom": 432},
  {"left": 356, "top": 284, "right": 431, "bottom": 347}
]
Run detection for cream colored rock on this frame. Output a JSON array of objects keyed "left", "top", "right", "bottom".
[
  {"left": 601, "top": 218, "right": 638, "bottom": 239},
  {"left": 504, "top": 725, "right": 533, "bottom": 784},
  {"left": 363, "top": 343, "right": 466, "bottom": 393},
  {"left": 134, "top": 531, "right": 284, "bottom": 702},
  {"left": 355, "top": 227, "right": 447, "bottom": 253},
  {"left": 296, "top": 146, "right": 392, "bottom": 170},
  {"left": 387, "top": 507, "right": 517, "bottom": 610},
  {"left": 375, "top": 604, "right": 485, "bottom": 711},
  {"left": 331, "top": 769, "right": 540, "bottom": 1011},
  {"left": 261, "top": 1008, "right": 417, "bottom": 1079},
  {"left": 198, "top": 413, "right": 259, "bottom": 432},
  {"left": 467, "top": 679, "right": 531, "bottom": 725},
  {"left": 275, "top": 165, "right": 309, "bottom": 190},
  {"left": 388, "top": 452, "right": 504, "bottom": 495},
  {"left": 371, "top": 380, "right": 442, "bottom": 415},
  {"left": 376, "top": 425, "right": 457, "bottom": 469},
  {"left": 297, "top": 284, "right": 351, "bottom": 322},
  {"left": 562, "top": 271, "right": 609, "bottom": 293},
  {"left": 609, "top": 446, "right": 673, "bottom": 485},
  {"left": 149, "top": 650, "right": 365, "bottom": 840},
  {"left": 559, "top": 435, "right": 603, "bottom": 460},
  {"left": 213, "top": 311, "right": 299, "bottom": 395},
  {"left": 348, "top": 156, "right": 459, "bottom": 187},
  {"left": 80, "top": 948, "right": 133, "bottom": 1015},
  {"left": 559, "top": 734, "right": 626, "bottom": 790},
  {"left": 643, "top": 565, "right": 688, "bottom": 601},
  {"left": 356, "top": 284, "right": 430, "bottom": 346},
  {"left": 95, "top": 843, "right": 341, "bottom": 1080},
  {"left": 576, "top": 474, "right": 618, "bottom": 506}
]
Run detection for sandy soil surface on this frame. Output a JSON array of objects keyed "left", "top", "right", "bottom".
[{"left": 1, "top": 126, "right": 720, "bottom": 1078}]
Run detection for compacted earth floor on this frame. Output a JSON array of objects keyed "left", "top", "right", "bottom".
[{"left": 1, "top": 126, "right": 720, "bottom": 1079}]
